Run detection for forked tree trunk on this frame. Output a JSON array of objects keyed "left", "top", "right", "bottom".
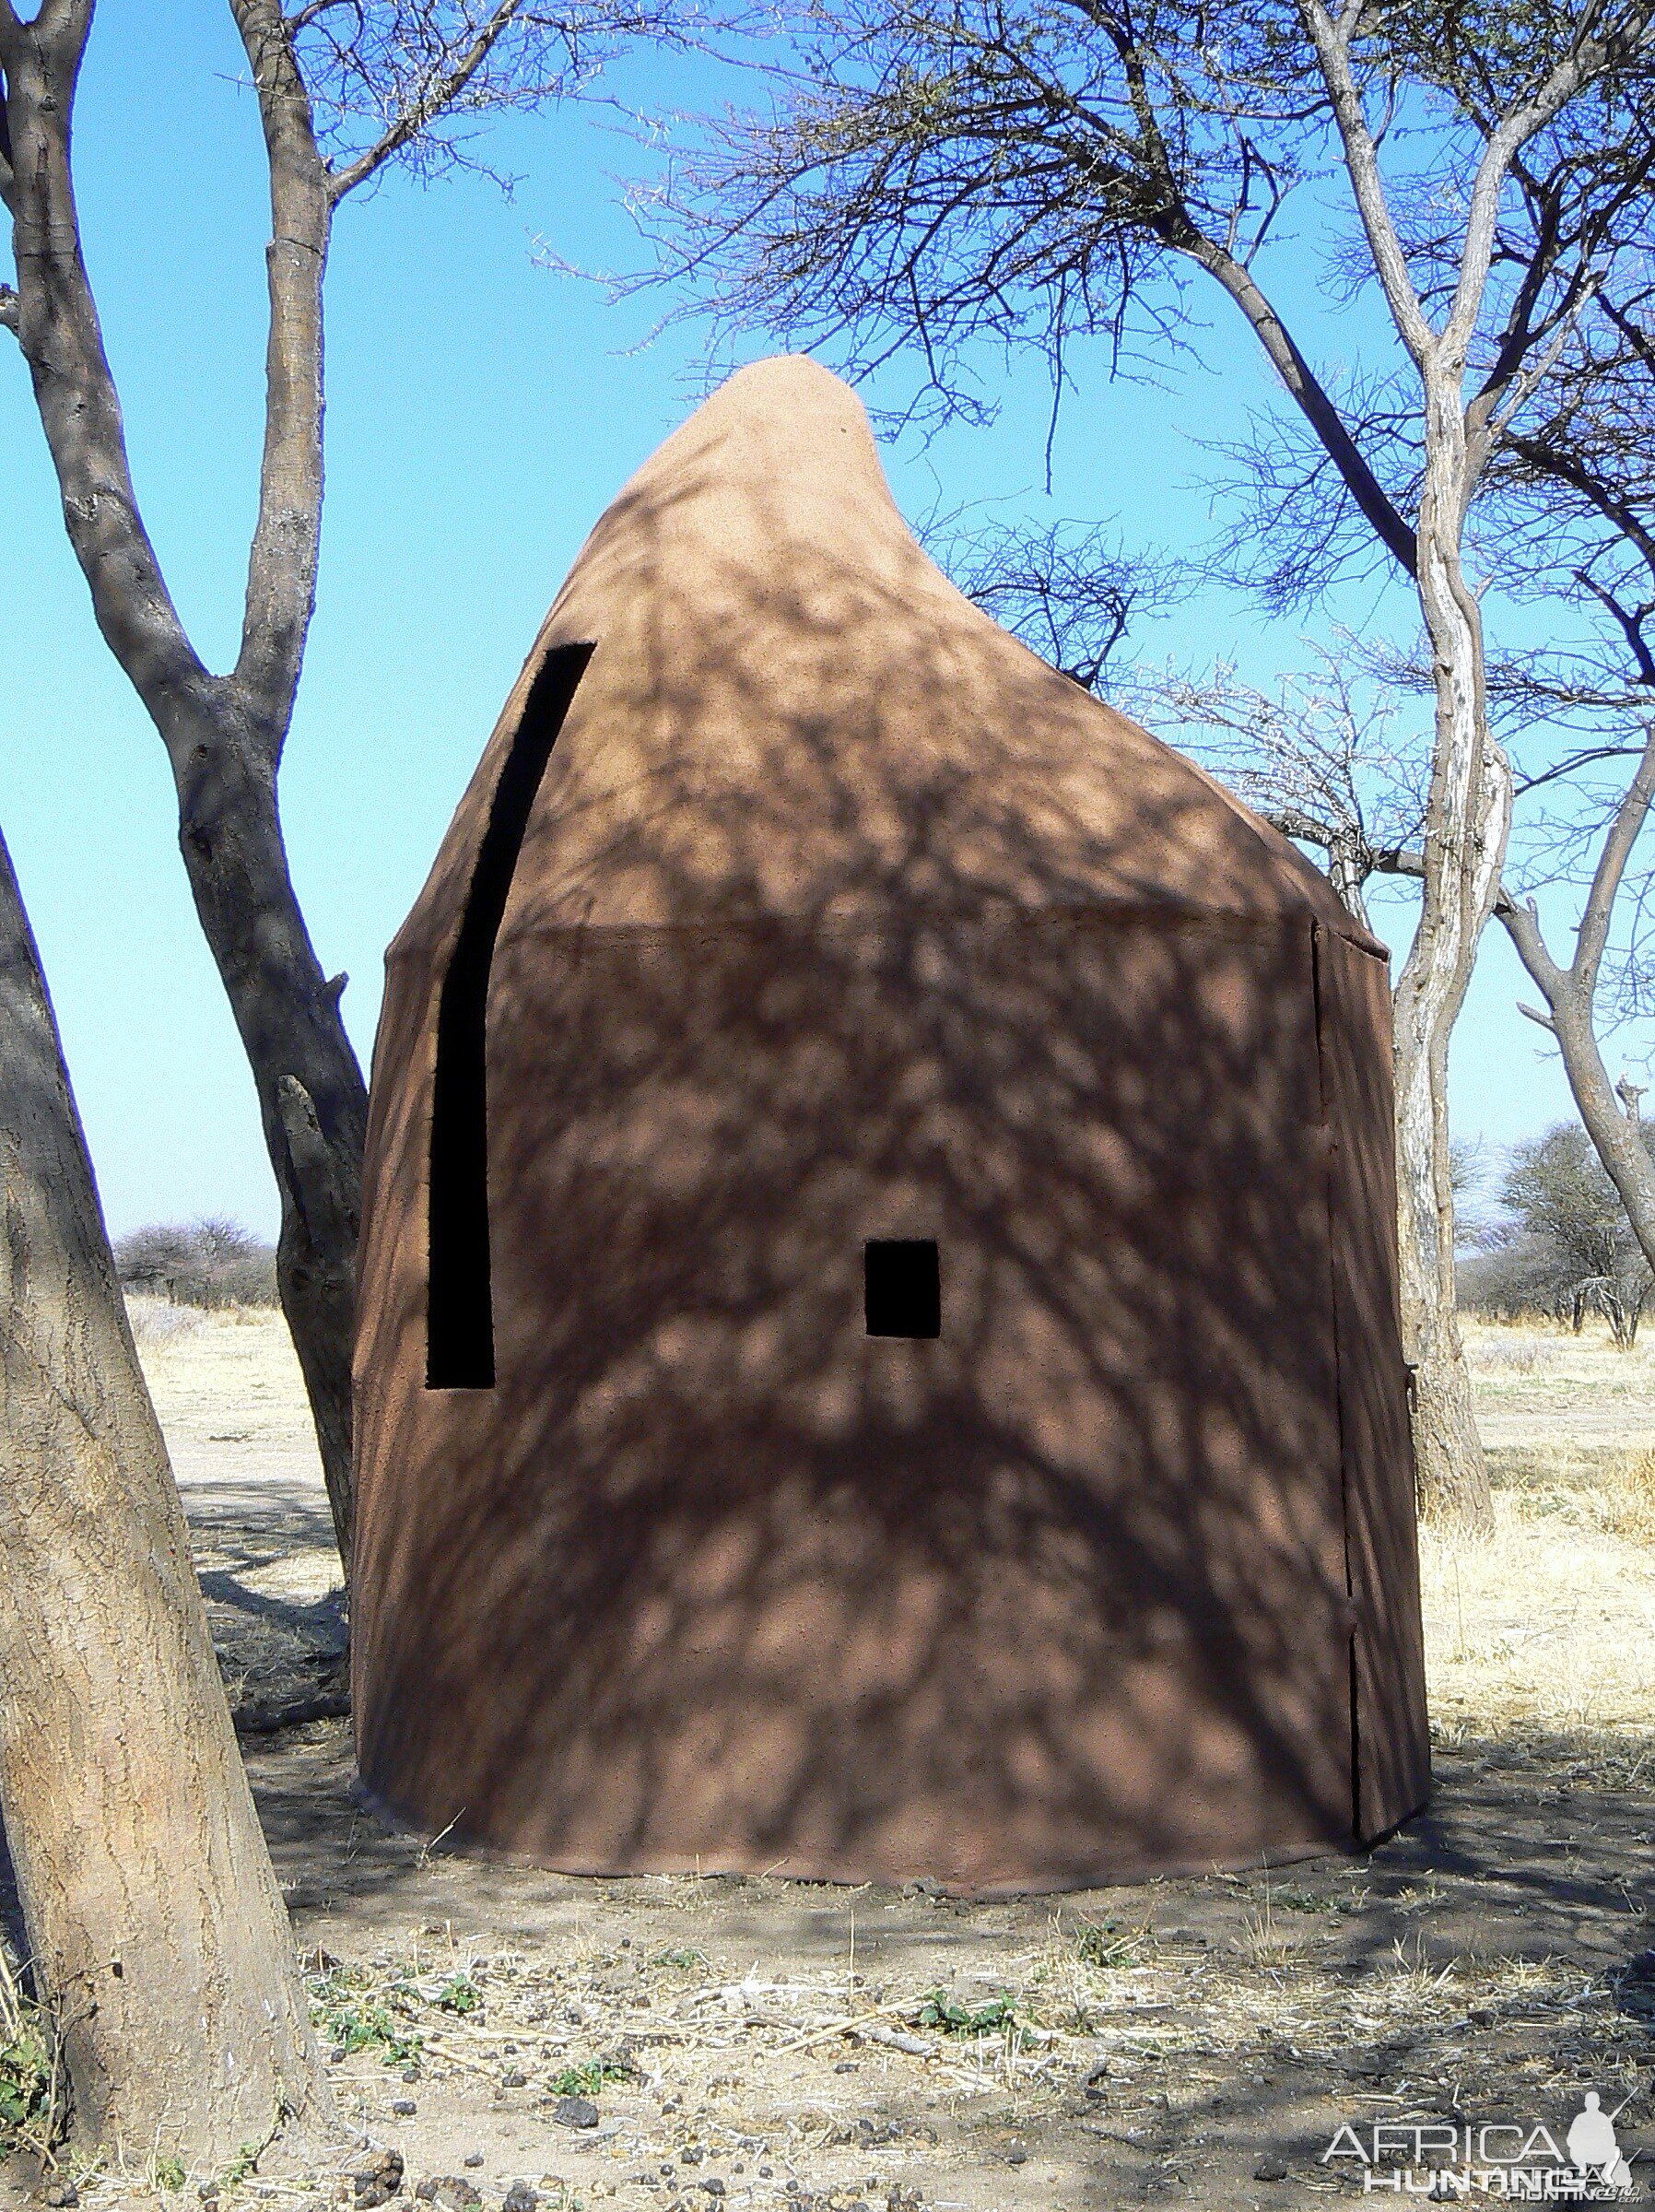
[
  {"left": 0, "top": 5, "right": 364, "bottom": 1579},
  {"left": 1390, "top": 390, "right": 1509, "bottom": 1531},
  {"left": 0, "top": 831, "right": 335, "bottom": 2170}
]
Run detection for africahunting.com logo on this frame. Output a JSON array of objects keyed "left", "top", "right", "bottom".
[{"left": 1322, "top": 2090, "right": 1639, "bottom": 2198}]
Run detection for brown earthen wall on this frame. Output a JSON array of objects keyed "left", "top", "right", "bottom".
[
  {"left": 353, "top": 908, "right": 1392, "bottom": 1890},
  {"left": 350, "top": 355, "right": 1429, "bottom": 1892}
]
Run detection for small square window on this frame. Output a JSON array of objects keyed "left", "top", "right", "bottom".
[{"left": 864, "top": 1239, "right": 941, "bottom": 1338}]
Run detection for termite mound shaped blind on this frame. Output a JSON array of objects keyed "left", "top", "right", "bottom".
[{"left": 352, "top": 355, "right": 1427, "bottom": 1895}]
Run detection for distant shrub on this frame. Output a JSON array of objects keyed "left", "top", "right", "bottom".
[
  {"left": 1456, "top": 1234, "right": 1566, "bottom": 1323},
  {"left": 114, "top": 1217, "right": 278, "bottom": 1310}
]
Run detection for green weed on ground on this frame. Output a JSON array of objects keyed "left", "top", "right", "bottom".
[
  {"left": 309, "top": 1966, "right": 425, "bottom": 2065},
  {"left": 917, "top": 1990, "right": 1018, "bottom": 2035},
  {"left": 0, "top": 1947, "right": 54, "bottom": 2157},
  {"left": 433, "top": 1974, "right": 482, "bottom": 2015},
  {"left": 1073, "top": 1920, "right": 1145, "bottom": 1968},
  {"left": 548, "top": 2056, "right": 636, "bottom": 2098}
]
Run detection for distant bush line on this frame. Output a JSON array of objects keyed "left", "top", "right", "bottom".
[
  {"left": 1457, "top": 1123, "right": 1651, "bottom": 1347},
  {"left": 114, "top": 1218, "right": 278, "bottom": 1310}
]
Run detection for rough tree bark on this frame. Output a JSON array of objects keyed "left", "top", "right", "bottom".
[
  {"left": 1386, "top": 384, "right": 1513, "bottom": 1530},
  {"left": 0, "top": 0, "right": 363, "bottom": 1570},
  {"left": 0, "top": 829, "right": 336, "bottom": 2170},
  {"left": 1164, "top": 1, "right": 1649, "bottom": 1523},
  {"left": 1287, "top": 0, "right": 1589, "bottom": 1526}
]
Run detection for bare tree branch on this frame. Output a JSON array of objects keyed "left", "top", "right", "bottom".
[
  {"left": 1180, "top": 231, "right": 1418, "bottom": 573},
  {"left": 1262, "top": 804, "right": 1344, "bottom": 848},
  {"left": 0, "top": 0, "right": 674, "bottom": 1565},
  {"left": 1294, "top": 0, "right": 1436, "bottom": 366},
  {"left": 1508, "top": 428, "right": 1655, "bottom": 583},
  {"left": 1134, "top": 643, "right": 1432, "bottom": 929},
  {"left": 1441, "top": 15, "right": 1647, "bottom": 367},
  {"left": 293, "top": 0, "right": 672, "bottom": 197},
  {"left": 1576, "top": 571, "right": 1655, "bottom": 687},
  {"left": 1497, "top": 887, "right": 1569, "bottom": 997},
  {"left": 1516, "top": 742, "right": 1647, "bottom": 795},
  {"left": 930, "top": 514, "right": 1188, "bottom": 688},
  {"left": 229, "top": 0, "right": 334, "bottom": 747},
  {"left": 34, "top": 0, "right": 96, "bottom": 47},
  {"left": 0, "top": 19, "right": 213, "bottom": 733},
  {"left": 1576, "top": 719, "right": 1655, "bottom": 999},
  {"left": 1492, "top": 724, "right": 1655, "bottom": 1275},
  {"left": 326, "top": 0, "right": 524, "bottom": 200},
  {"left": 0, "top": 55, "right": 14, "bottom": 208}
]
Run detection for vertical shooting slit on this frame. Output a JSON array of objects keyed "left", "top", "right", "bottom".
[{"left": 427, "top": 641, "right": 595, "bottom": 1388}]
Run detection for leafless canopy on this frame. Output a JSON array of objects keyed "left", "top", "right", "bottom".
[
  {"left": 1141, "top": 643, "right": 1430, "bottom": 928},
  {"left": 291, "top": 0, "right": 681, "bottom": 193},
  {"left": 649, "top": 0, "right": 1650, "bottom": 566},
  {"left": 928, "top": 517, "right": 1188, "bottom": 690},
  {"left": 633, "top": 0, "right": 1655, "bottom": 1526}
]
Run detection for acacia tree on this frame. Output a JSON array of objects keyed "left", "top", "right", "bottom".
[
  {"left": 1498, "top": 1122, "right": 1652, "bottom": 1343},
  {"left": 650, "top": 0, "right": 1655, "bottom": 1519},
  {"left": 1215, "top": 71, "right": 1655, "bottom": 1288},
  {"left": 0, "top": 0, "right": 667, "bottom": 1572},
  {"left": 1213, "top": 141, "right": 1655, "bottom": 1287},
  {"left": 0, "top": 831, "right": 335, "bottom": 2168},
  {"left": 1138, "top": 641, "right": 1655, "bottom": 1298}
]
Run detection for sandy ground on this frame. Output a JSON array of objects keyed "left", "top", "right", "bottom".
[
  {"left": 12, "top": 1308, "right": 1655, "bottom": 2211},
  {"left": 126, "top": 1301, "right": 347, "bottom": 1730}
]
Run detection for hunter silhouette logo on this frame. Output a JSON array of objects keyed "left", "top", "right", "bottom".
[{"left": 1567, "top": 2094, "right": 1636, "bottom": 2195}]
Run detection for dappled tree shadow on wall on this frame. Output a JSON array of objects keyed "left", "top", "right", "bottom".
[{"left": 350, "top": 358, "right": 1428, "bottom": 1896}]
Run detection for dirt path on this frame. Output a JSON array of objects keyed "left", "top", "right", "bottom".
[{"left": 29, "top": 1311, "right": 1653, "bottom": 2210}]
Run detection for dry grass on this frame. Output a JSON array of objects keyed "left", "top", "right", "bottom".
[
  {"left": 1602, "top": 1446, "right": 1655, "bottom": 1542},
  {"left": 123, "top": 1295, "right": 206, "bottom": 1349},
  {"left": 1418, "top": 1504, "right": 1655, "bottom": 1782},
  {"left": 1461, "top": 1312, "right": 1655, "bottom": 1386},
  {"left": 1425, "top": 1317, "right": 1655, "bottom": 1785}
]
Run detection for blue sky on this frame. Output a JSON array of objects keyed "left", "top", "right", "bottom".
[{"left": 0, "top": 6, "right": 1592, "bottom": 1238}]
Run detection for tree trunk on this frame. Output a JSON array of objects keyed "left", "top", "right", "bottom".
[
  {"left": 0, "top": 6, "right": 363, "bottom": 1580},
  {"left": 164, "top": 692, "right": 366, "bottom": 1569},
  {"left": 1391, "top": 383, "right": 1508, "bottom": 1531},
  {"left": 0, "top": 830, "right": 336, "bottom": 2170},
  {"left": 1545, "top": 990, "right": 1655, "bottom": 1268}
]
